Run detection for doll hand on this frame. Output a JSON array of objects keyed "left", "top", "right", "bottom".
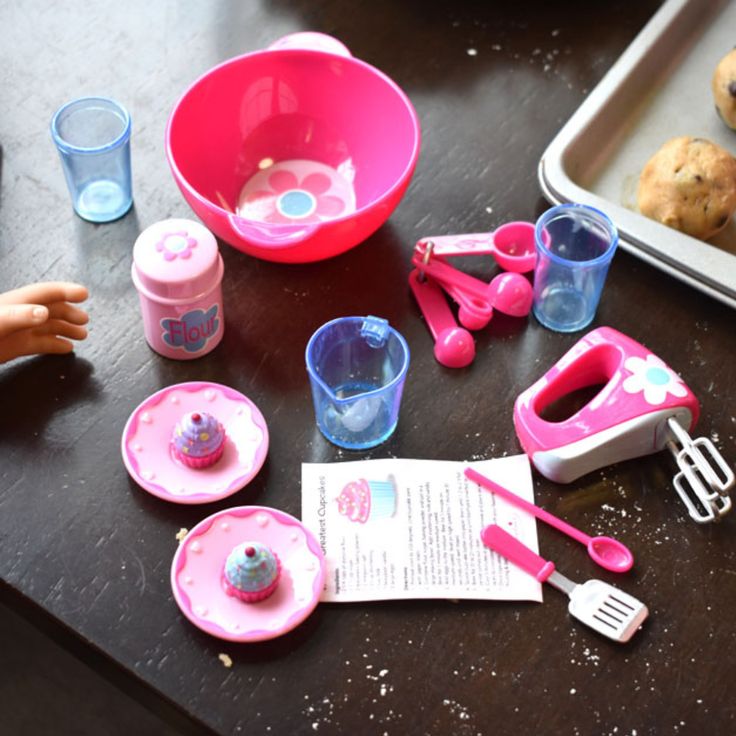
[{"left": 0, "top": 282, "right": 89, "bottom": 364}]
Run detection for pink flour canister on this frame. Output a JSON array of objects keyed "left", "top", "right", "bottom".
[{"left": 132, "top": 218, "right": 224, "bottom": 359}]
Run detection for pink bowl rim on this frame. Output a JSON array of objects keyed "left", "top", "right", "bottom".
[{"left": 165, "top": 46, "right": 421, "bottom": 235}]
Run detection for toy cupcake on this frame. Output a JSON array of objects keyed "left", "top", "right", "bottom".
[
  {"left": 336, "top": 475, "right": 397, "bottom": 523},
  {"left": 172, "top": 411, "right": 226, "bottom": 468},
  {"left": 222, "top": 541, "right": 281, "bottom": 602}
]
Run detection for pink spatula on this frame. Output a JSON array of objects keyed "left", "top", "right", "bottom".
[{"left": 481, "top": 524, "right": 648, "bottom": 643}]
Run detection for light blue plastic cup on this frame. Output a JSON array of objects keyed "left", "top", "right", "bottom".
[
  {"left": 50, "top": 97, "right": 132, "bottom": 223},
  {"left": 305, "top": 316, "right": 410, "bottom": 450},
  {"left": 532, "top": 203, "right": 618, "bottom": 332}
]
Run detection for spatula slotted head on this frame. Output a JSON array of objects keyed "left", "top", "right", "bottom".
[{"left": 568, "top": 580, "right": 649, "bottom": 643}]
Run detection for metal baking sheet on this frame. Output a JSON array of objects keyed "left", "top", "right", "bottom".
[{"left": 538, "top": 0, "right": 736, "bottom": 309}]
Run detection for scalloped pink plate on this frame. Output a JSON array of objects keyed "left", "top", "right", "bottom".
[
  {"left": 171, "top": 506, "right": 325, "bottom": 642},
  {"left": 121, "top": 381, "right": 269, "bottom": 504}
]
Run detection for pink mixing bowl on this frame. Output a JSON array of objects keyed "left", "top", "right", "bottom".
[{"left": 166, "top": 33, "right": 421, "bottom": 263}]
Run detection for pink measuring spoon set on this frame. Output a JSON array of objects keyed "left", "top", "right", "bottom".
[{"left": 409, "top": 221, "right": 536, "bottom": 367}]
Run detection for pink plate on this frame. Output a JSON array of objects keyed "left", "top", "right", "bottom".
[
  {"left": 121, "top": 381, "right": 269, "bottom": 504},
  {"left": 171, "top": 506, "right": 325, "bottom": 642}
]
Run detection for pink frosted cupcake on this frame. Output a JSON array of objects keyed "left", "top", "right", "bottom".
[
  {"left": 222, "top": 542, "right": 281, "bottom": 602},
  {"left": 172, "top": 411, "right": 226, "bottom": 468}
]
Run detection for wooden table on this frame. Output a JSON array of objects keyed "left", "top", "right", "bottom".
[{"left": 3, "top": 1, "right": 735, "bottom": 734}]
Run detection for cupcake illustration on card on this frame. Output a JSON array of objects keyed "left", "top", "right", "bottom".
[{"left": 336, "top": 475, "right": 397, "bottom": 523}]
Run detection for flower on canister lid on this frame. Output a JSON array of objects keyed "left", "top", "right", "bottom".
[
  {"left": 622, "top": 354, "right": 688, "bottom": 406},
  {"left": 155, "top": 230, "right": 198, "bottom": 261}
]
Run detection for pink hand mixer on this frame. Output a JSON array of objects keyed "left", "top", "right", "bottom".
[{"left": 514, "top": 326, "right": 734, "bottom": 524}]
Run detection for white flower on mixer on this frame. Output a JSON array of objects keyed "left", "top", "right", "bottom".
[{"left": 622, "top": 354, "right": 688, "bottom": 405}]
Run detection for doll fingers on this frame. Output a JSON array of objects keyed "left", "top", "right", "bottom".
[
  {"left": 46, "top": 301, "right": 90, "bottom": 326},
  {"left": 34, "top": 319, "right": 88, "bottom": 341},
  {"left": 0, "top": 304, "right": 49, "bottom": 338},
  {"left": 0, "top": 333, "right": 74, "bottom": 364},
  {"left": 26, "top": 335, "right": 76, "bottom": 355},
  {"left": 0, "top": 282, "right": 88, "bottom": 307}
]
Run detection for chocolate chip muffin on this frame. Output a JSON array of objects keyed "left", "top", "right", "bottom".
[
  {"left": 637, "top": 136, "right": 736, "bottom": 240},
  {"left": 712, "top": 48, "right": 736, "bottom": 130}
]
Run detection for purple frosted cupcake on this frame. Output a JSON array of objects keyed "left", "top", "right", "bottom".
[
  {"left": 222, "top": 541, "right": 281, "bottom": 603},
  {"left": 172, "top": 411, "right": 226, "bottom": 468}
]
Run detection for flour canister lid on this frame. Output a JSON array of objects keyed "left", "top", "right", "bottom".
[{"left": 132, "top": 218, "right": 221, "bottom": 301}]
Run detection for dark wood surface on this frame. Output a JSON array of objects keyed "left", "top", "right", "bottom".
[{"left": 2, "top": 1, "right": 736, "bottom": 734}]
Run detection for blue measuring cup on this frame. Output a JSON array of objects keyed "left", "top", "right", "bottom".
[{"left": 305, "top": 316, "right": 410, "bottom": 450}]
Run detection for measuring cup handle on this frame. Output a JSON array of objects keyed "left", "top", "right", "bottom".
[{"left": 416, "top": 233, "right": 493, "bottom": 257}]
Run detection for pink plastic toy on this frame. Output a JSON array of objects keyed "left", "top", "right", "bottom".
[
  {"left": 416, "top": 221, "right": 537, "bottom": 273},
  {"left": 487, "top": 272, "right": 534, "bottom": 318},
  {"left": 437, "top": 277, "right": 494, "bottom": 331},
  {"left": 408, "top": 269, "right": 475, "bottom": 368},
  {"left": 481, "top": 524, "right": 648, "bottom": 643},
  {"left": 465, "top": 467, "right": 634, "bottom": 573},
  {"left": 411, "top": 246, "right": 534, "bottom": 319},
  {"left": 514, "top": 327, "right": 734, "bottom": 523},
  {"left": 514, "top": 326, "right": 699, "bottom": 483},
  {"left": 121, "top": 381, "right": 268, "bottom": 504},
  {"left": 166, "top": 34, "right": 420, "bottom": 263},
  {"left": 171, "top": 506, "right": 325, "bottom": 642},
  {"left": 131, "top": 218, "right": 224, "bottom": 360}
]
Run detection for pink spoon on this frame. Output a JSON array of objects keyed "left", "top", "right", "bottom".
[
  {"left": 464, "top": 467, "right": 634, "bottom": 573},
  {"left": 441, "top": 280, "right": 493, "bottom": 331},
  {"left": 416, "top": 221, "right": 537, "bottom": 273},
  {"left": 488, "top": 272, "right": 533, "bottom": 317},
  {"left": 445, "top": 273, "right": 532, "bottom": 327},
  {"left": 409, "top": 269, "right": 475, "bottom": 368}
]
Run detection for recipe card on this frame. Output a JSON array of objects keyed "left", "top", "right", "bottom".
[{"left": 301, "top": 454, "right": 542, "bottom": 603}]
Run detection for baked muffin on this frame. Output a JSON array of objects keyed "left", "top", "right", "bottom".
[
  {"left": 637, "top": 136, "right": 736, "bottom": 240},
  {"left": 712, "top": 48, "right": 736, "bottom": 130}
]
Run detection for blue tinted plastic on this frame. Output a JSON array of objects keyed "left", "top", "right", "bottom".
[
  {"left": 51, "top": 97, "right": 132, "bottom": 223},
  {"left": 305, "top": 316, "right": 410, "bottom": 450},
  {"left": 532, "top": 204, "right": 618, "bottom": 333}
]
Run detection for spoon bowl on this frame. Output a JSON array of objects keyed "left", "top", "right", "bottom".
[
  {"left": 491, "top": 221, "right": 537, "bottom": 272},
  {"left": 434, "top": 326, "right": 475, "bottom": 368},
  {"left": 489, "top": 272, "right": 534, "bottom": 317},
  {"left": 588, "top": 536, "right": 634, "bottom": 573}
]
